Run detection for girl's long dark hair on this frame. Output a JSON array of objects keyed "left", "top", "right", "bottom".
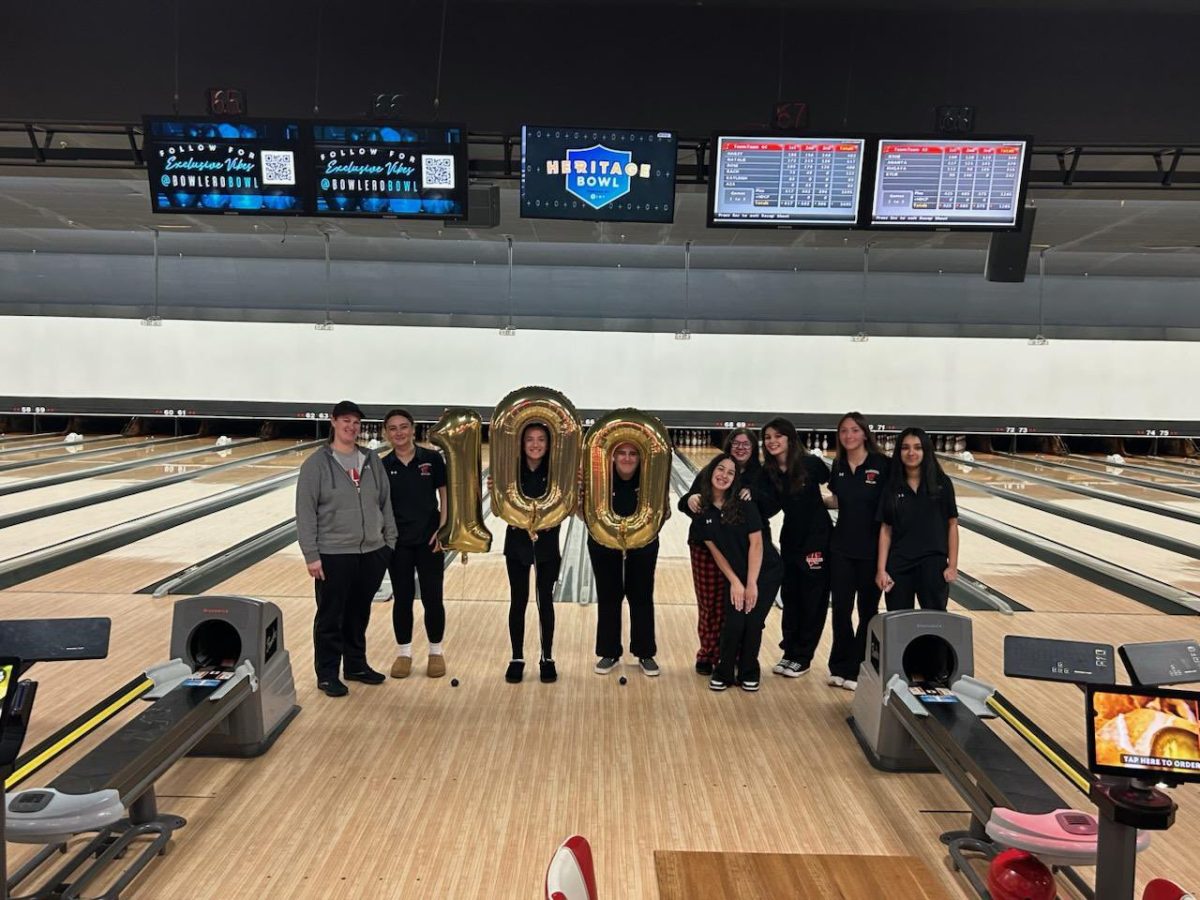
[
  {"left": 722, "top": 428, "right": 761, "bottom": 476},
  {"left": 886, "top": 427, "right": 944, "bottom": 497},
  {"left": 699, "top": 453, "right": 744, "bottom": 524},
  {"left": 761, "top": 417, "right": 808, "bottom": 495},
  {"left": 834, "top": 411, "right": 880, "bottom": 468}
]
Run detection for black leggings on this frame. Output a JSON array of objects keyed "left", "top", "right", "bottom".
[
  {"left": 388, "top": 540, "right": 445, "bottom": 645},
  {"left": 885, "top": 557, "right": 950, "bottom": 611},
  {"left": 589, "top": 540, "right": 658, "bottom": 659},
  {"left": 827, "top": 553, "right": 881, "bottom": 680},
  {"left": 779, "top": 550, "right": 831, "bottom": 667},
  {"left": 507, "top": 555, "right": 561, "bottom": 661}
]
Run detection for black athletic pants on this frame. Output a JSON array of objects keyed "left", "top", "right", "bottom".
[
  {"left": 388, "top": 540, "right": 446, "bottom": 644},
  {"left": 507, "top": 555, "right": 561, "bottom": 661},
  {"left": 779, "top": 551, "right": 831, "bottom": 667},
  {"left": 589, "top": 540, "right": 659, "bottom": 659},
  {"left": 827, "top": 553, "right": 881, "bottom": 680},
  {"left": 885, "top": 556, "right": 949, "bottom": 611},
  {"left": 715, "top": 570, "right": 781, "bottom": 684},
  {"left": 313, "top": 547, "right": 390, "bottom": 681}
]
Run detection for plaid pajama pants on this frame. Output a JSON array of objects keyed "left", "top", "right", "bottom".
[{"left": 690, "top": 543, "right": 728, "bottom": 665}]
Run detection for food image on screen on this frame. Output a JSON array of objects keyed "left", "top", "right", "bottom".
[
  {"left": 309, "top": 123, "right": 467, "bottom": 219},
  {"left": 710, "top": 136, "right": 864, "bottom": 227},
  {"left": 871, "top": 139, "right": 1027, "bottom": 228},
  {"left": 1091, "top": 691, "right": 1200, "bottom": 775},
  {"left": 521, "top": 126, "right": 677, "bottom": 223},
  {"left": 145, "top": 118, "right": 305, "bottom": 214}
]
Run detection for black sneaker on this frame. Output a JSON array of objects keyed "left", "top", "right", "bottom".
[
  {"left": 638, "top": 657, "right": 660, "bottom": 677},
  {"left": 540, "top": 659, "right": 558, "bottom": 683},
  {"left": 344, "top": 667, "right": 385, "bottom": 685},
  {"left": 695, "top": 661, "right": 714, "bottom": 676},
  {"left": 708, "top": 677, "right": 729, "bottom": 692},
  {"left": 594, "top": 656, "right": 620, "bottom": 675},
  {"left": 740, "top": 679, "right": 761, "bottom": 692},
  {"left": 318, "top": 678, "right": 349, "bottom": 697},
  {"left": 505, "top": 660, "right": 525, "bottom": 683}
]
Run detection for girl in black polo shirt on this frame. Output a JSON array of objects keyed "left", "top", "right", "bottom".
[
  {"left": 699, "top": 454, "right": 783, "bottom": 692},
  {"left": 589, "top": 442, "right": 661, "bottom": 677},
  {"left": 679, "top": 428, "right": 763, "bottom": 675},
  {"left": 759, "top": 417, "right": 831, "bottom": 679},
  {"left": 826, "top": 412, "right": 889, "bottom": 691},
  {"left": 876, "top": 427, "right": 959, "bottom": 611},
  {"left": 502, "top": 423, "right": 562, "bottom": 684}
]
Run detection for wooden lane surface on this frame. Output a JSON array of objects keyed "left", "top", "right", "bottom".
[
  {"left": 950, "top": 482, "right": 1200, "bottom": 597},
  {"left": 1044, "top": 453, "right": 1200, "bottom": 488},
  {"left": 0, "top": 437, "right": 215, "bottom": 487},
  {"left": 980, "top": 454, "right": 1200, "bottom": 516},
  {"left": 0, "top": 439, "right": 298, "bottom": 517},
  {"left": 4, "top": 594, "right": 1200, "bottom": 899},
  {"left": 1076, "top": 453, "right": 1200, "bottom": 481},
  {"left": 654, "top": 851, "right": 950, "bottom": 900},
  {"left": 0, "top": 445, "right": 307, "bottom": 559},
  {"left": 14, "top": 483, "right": 302, "bottom": 595},
  {"left": 0, "top": 435, "right": 179, "bottom": 467},
  {"left": 945, "top": 458, "right": 1200, "bottom": 547}
]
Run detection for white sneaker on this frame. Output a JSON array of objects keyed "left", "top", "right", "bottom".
[
  {"left": 772, "top": 657, "right": 788, "bottom": 675},
  {"left": 842, "top": 679, "right": 857, "bottom": 691},
  {"left": 827, "top": 675, "right": 845, "bottom": 688}
]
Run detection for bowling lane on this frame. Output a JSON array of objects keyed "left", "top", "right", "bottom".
[
  {"left": 0, "top": 434, "right": 178, "bottom": 467},
  {"left": 0, "top": 438, "right": 290, "bottom": 517},
  {"left": 950, "top": 479, "right": 1200, "bottom": 597},
  {"left": 977, "top": 453, "right": 1200, "bottom": 516},
  {"left": 0, "top": 442, "right": 311, "bottom": 559},
  {"left": 942, "top": 457, "right": 1200, "bottom": 548},
  {"left": 16, "top": 478, "right": 302, "bottom": 594},
  {"left": 1072, "top": 453, "right": 1200, "bottom": 482},
  {"left": 0, "top": 437, "right": 216, "bottom": 488},
  {"left": 1026, "top": 452, "right": 1200, "bottom": 490}
]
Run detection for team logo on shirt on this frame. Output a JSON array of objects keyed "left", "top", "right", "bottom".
[
  {"left": 865, "top": 469, "right": 879, "bottom": 485},
  {"left": 418, "top": 463, "right": 433, "bottom": 477},
  {"left": 806, "top": 551, "right": 824, "bottom": 571}
]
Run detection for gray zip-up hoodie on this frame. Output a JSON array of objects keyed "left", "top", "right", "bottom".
[{"left": 296, "top": 443, "right": 397, "bottom": 563}]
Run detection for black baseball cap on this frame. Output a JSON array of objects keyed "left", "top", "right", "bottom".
[{"left": 330, "top": 400, "right": 364, "bottom": 420}]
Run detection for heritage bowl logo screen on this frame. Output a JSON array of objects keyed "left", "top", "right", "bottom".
[{"left": 521, "top": 126, "right": 678, "bottom": 223}]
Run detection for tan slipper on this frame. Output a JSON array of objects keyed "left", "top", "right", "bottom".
[
  {"left": 390, "top": 656, "right": 413, "bottom": 679},
  {"left": 427, "top": 655, "right": 446, "bottom": 679}
]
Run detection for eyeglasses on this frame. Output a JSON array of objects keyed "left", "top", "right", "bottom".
[{"left": 730, "top": 441, "right": 752, "bottom": 449}]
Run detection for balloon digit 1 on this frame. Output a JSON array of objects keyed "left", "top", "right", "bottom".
[
  {"left": 490, "top": 386, "right": 583, "bottom": 538},
  {"left": 429, "top": 408, "right": 492, "bottom": 555},
  {"left": 582, "top": 408, "right": 672, "bottom": 551}
]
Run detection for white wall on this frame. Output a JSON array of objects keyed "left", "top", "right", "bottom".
[{"left": 0, "top": 315, "right": 1189, "bottom": 421}]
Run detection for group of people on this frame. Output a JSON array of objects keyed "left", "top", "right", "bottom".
[{"left": 295, "top": 401, "right": 960, "bottom": 698}]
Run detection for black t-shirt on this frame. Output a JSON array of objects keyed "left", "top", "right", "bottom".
[
  {"left": 381, "top": 446, "right": 447, "bottom": 546},
  {"left": 829, "top": 452, "right": 891, "bottom": 560},
  {"left": 588, "top": 470, "right": 659, "bottom": 555},
  {"left": 761, "top": 455, "right": 832, "bottom": 557},
  {"left": 877, "top": 473, "right": 959, "bottom": 572},
  {"left": 503, "top": 459, "right": 562, "bottom": 565},
  {"left": 701, "top": 501, "right": 783, "bottom": 586}
]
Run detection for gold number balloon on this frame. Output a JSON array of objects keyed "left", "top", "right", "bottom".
[
  {"left": 490, "top": 386, "right": 582, "bottom": 538},
  {"left": 429, "top": 408, "right": 492, "bottom": 555},
  {"left": 582, "top": 408, "right": 672, "bottom": 551}
]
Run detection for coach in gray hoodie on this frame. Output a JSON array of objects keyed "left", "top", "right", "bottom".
[{"left": 296, "top": 400, "right": 397, "bottom": 697}]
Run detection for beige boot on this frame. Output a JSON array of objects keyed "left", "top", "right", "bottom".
[
  {"left": 427, "top": 655, "right": 446, "bottom": 679},
  {"left": 390, "top": 656, "right": 413, "bottom": 679}
]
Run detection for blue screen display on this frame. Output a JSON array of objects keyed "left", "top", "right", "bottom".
[
  {"left": 309, "top": 123, "right": 468, "bottom": 219},
  {"left": 144, "top": 118, "right": 306, "bottom": 215}
]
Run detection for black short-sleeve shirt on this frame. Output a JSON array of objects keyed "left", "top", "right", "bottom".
[
  {"left": 829, "top": 452, "right": 891, "bottom": 560},
  {"left": 679, "top": 461, "right": 773, "bottom": 546},
  {"left": 761, "top": 455, "right": 832, "bottom": 557},
  {"left": 877, "top": 473, "right": 959, "bottom": 572},
  {"left": 381, "top": 445, "right": 447, "bottom": 546},
  {"left": 503, "top": 459, "right": 562, "bottom": 565},
  {"left": 701, "top": 501, "right": 783, "bottom": 586}
]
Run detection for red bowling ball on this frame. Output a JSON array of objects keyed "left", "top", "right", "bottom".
[{"left": 987, "top": 849, "right": 1056, "bottom": 900}]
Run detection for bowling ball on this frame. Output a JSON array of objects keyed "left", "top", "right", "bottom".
[
  {"left": 450, "top": 678, "right": 459, "bottom": 687},
  {"left": 987, "top": 849, "right": 1055, "bottom": 900},
  {"left": 619, "top": 676, "right": 627, "bottom": 686}
]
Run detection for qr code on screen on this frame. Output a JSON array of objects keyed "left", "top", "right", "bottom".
[
  {"left": 421, "top": 154, "right": 455, "bottom": 189},
  {"left": 260, "top": 150, "right": 296, "bottom": 185}
]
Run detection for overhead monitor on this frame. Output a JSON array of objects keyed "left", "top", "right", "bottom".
[
  {"left": 144, "top": 117, "right": 306, "bottom": 215},
  {"left": 708, "top": 135, "right": 865, "bottom": 227},
  {"left": 1087, "top": 684, "right": 1200, "bottom": 783},
  {"left": 520, "top": 125, "right": 677, "bottom": 223},
  {"left": 308, "top": 122, "right": 468, "bottom": 219},
  {"left": 870, "top": 137, "right": 1030, "bottom": 229}
]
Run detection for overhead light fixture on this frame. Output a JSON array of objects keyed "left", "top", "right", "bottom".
[
  {"left": 315, "top": 320, "right": 334, "bottom": 332},
  {"left": 674, "top": 329, "right": 692, "bottom": 341},
  {"left": 1028, "top": 335, "right": 1048, "bottom": 346},
  {"left": 498, "top": 325, "right": 516, "bottom": 337},
  {"left": 141, "top": 316, "right": 163, "bottom": 327},
  {"left": 852, "top": 332, "right": 869, "bottom": 343}
]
